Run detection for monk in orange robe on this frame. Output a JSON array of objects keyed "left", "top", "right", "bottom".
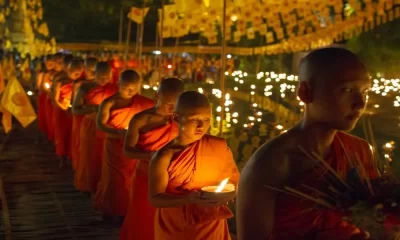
[
  {"left": 94, "top": 70, "right": 154, "bottom": 219},
  {"left": 37, "top": 55, "right": 55, "bottom": 137},
  {"left": 72, "top": 62, "right": 117, "bottom": 193},
  {"left": 119, "top": 77, "right": 185, "bottom": 240},
  {"left": 149, "top": 91, "right": 240, "bottom": 240},
  {"left": 41, "top": 53, "right": 65, "bottom": 142},
  {"left": 236, "top": 48, "right": 375, "bottom": 240},
  {"left": 53, "top": 59, "right": 84, "bottom": 169},
  {"left": 70, "top": 57, "right": 98, "bottom": 171}
]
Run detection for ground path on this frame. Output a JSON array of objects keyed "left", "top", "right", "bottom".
[{"left": 0, "top": 124, "right": 119, "bottom": 240}]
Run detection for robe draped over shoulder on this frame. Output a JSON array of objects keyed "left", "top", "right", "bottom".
[
  {"left": 94, "top": 95, "right": 153, "bottom": 216},
  {"left": 154, "top": 135, "right": 240, "bottom": 240},
  {"left": 37, "top": 91, "right": 48, "bottom": 135},
  {"left": 120, "top": 121, "right": 178, "bottom": 240},
  {"left": 270, "top": 131, "right": 377, "bottom": 240}
]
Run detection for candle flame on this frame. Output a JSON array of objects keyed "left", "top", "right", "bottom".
[
  {"left": 45, "top": 83, "right": 50, "bottom": 89},
  {"left": 215, "top": 178, "right": 229, "bottom": 193}
]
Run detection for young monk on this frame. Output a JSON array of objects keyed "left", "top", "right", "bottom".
[
  {"left": 119, "top": 77, "right": 185, "bottom": 240},
  {"left": 41, "top": 52, "right": 64, "bottom": 142},
  {"left": 72, "top": 62, "right": 118, "bottom": 193},
  {"left": 53, "top": 59, "right": 84, "bottom": 169},
  {"left": 94, "top": 70, "right": 154, "bottom": 220},
  {"left": 70, "top": 57, "right": 98, "bottom": 171},
  {"left": 37, "top": 55, "right": 55, "bottom": 137},
  {"left": 236, "top": 48, "right": 376, "bottom": 240},
  {"left": 149, "top": 91, "right": 240, "bottom": 240}
]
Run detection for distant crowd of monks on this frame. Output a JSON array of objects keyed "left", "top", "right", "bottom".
[
  {"left": 34, "top": 48, "right": 393, "bottom": 240},
  {"left": 36, "top": 52, "right": 239, "bottom": 240}
]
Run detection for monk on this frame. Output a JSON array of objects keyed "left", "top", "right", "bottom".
[
  {"left": 72, "top": 62, "right": 117, "bottom": 193},
  {"left": 94, "top": 70, "right": 153, "bottom": 220},
  {"left": 236, "top": 48, "right": 376, "bottom": 240},
  {"left": 70, "top": 57, "right": 98, "bottom": 171},
  {"left": 149, "top": 91, "right": 240, "bottom": 240},
  {"left": 119, "top": 77, "right": 185, "bottom": 240},
  {"left": 53, "top": 59, "right": 84, "bottom": 169},
  {"left": 37, "top": 55, "right": 55, "bottom": 137},
  {"left": 41, "top": 52, "right": 64, "bottom": 142}
]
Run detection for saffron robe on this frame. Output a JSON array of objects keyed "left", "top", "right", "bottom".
[
  {"left": 37, "top": 91, "right": 48, "bottom": 135},
  {"left": 154, "top": 135, "right": 240, "bottom": 240},
  {"left": 74, "top": 83, "right": 117, "bottom": 192},
  {"left": 120, "top": 121, "right": 178, "bottom": 240},
  {"left": 54, "top": 82, "right": 73, "bottom": 157},
  {"left": 45, "top": 94, "right": 55, "bottom": 142},
  {"left": 94, "top": 95, "right": 153, "bottom": 216},
  {"left": 271, "top": 131, "right": 376, "bottom": 239}
]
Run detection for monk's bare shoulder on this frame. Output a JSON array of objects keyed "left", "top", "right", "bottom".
[
  {"left": 241, "top": 131, "right": 299, "bottom": 186},
  {"left": 102, "top": 93, "right": 118, "bottom": 107}
]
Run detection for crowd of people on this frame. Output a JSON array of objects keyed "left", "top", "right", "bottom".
[{"left": 32, "top": 47, "right": 395, "bottom": 240}]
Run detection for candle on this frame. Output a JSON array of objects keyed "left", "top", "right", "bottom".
[
  {"left": 215, "top": 178, "right": 230, "bottom": 192},
  {"left": 45, "top": 83, "right": 50, "bottom": 89},
  {"left": 200, "top": 178, "right": 236, "bottom": 200}
]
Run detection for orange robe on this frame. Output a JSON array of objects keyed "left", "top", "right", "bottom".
[
  {"left": 119, "top": 121, "right": 179, "bottom": 240},
  {"left": 154, "top": 135, "right": 240, "bottom": 240},
  {"left": 45, "top": 94, "right": 55, "bottom": 142},
  {"left": 74, "top": 83, "right": 118, "bottom": 193},
  {"left": 94, "top": 95, "right": 154, "bottom": 217},
  {"left": 271, "top": 131, "right": 376, "bottom": 239},
  {"left": 70, "top": 115, "right": 84, "bottom": 170},
  {"left": 37, "top": 91, "right": 48, "bottom": 135},
  {"left": 54, "top": 83, "right": 73, "bottom": 157}
]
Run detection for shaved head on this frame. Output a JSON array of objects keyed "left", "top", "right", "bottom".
[
  {"left": 299, "top": 47, "right": 367, "bottom": 85},
  {"left": 85, "top": 57, "right": 98, "bottom": 68},
  {"left": 120, "top": 69, "right": 141, "bottom": 83},
  {"left": 158, "top": 77, "right": 184, "bottom": 95},
  {"left": 175, "top": 91, "right": 211, "bottom": 114},
  {"left": 69, "top": 58, "right": 84, "bottom": 71},
  {"left": 95, "top": 61, "right": 112, "bottom": 75}
]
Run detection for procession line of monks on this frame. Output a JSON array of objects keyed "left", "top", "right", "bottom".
[
  {"left": 34, "top": 47, "right": 391, "bottom": 240},
  {"left": 36, "top": 53, "right": 239, "bottom": 240}
]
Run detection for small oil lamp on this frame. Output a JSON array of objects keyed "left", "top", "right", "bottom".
[{"left": 200, "top": 178, "right": 236, "bottom": 200}]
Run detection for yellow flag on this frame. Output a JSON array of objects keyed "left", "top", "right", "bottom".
[
  {"left": 128, "top": 7, "right": 150, "bottom": 24},
  {"left": 1, "top": 77, "right": 37, "bottom": 129},
  {"left": 0, "top": 66, "right": 11, "bottom": 133}
]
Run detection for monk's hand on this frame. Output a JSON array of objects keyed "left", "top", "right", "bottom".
[{"left": 188, "top": 191, "right": 222, "bottom": 207}]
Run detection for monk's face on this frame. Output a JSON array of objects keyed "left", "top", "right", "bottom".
[
  {"left": 157, "top": 92, "right": 182, "bottom": 115},
  {"left": 85, "top": 65, "right": 96, "bottom": 80},
  {"left": 54, "top": 59, "right": 63, "bottom": 71},
  {"left": 176, "top": 106, "right": 212, "bottom": 141},
  {"left": 119, "top": 81, "right": 140, "bottom": 99},
  {"left": 45, "top": 60, "right": 55, "bottom": 70},
  {"left": 300, "top": 65, "right": 370, "bottom": 131},
  {"left": 96, "top": 71, "right": 112, "bottom": 85},
  {"left": 68, "top": 68, "right": 84, "bottom": 81}
]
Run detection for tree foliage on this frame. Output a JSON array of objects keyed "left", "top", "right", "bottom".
[{"left": 347, "top": 19, "right": 400, "bottom": 77}]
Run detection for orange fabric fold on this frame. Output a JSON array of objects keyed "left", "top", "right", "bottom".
[
  {"left": 74, "top": 83, "right": 118, "bottom": 193},
  {"left": 120, "top": 121, "right": 178, "bottom": 240},
  {"left": 94, "top": 95, "right": 153, "bottom": 217},
  {"left": 70, "top": 115, "right": 84, "bottom": 170},
  {"left": 54, "top": 83, "right": 73, "bottom": 157},
  {"left": 154, "top": 135, "right": 240, "bottom": 240},
  {"left": 45, "top": 95, "right": 55, "bottom": 142},
  {"left": 270, "top": 131, "right": 376, "bottom": 240},
  {"left": 37, "top": 92, "right": 48, "bottom": 135}
]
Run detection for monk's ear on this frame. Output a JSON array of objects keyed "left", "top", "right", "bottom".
[{"left": 297, "top": 81, "right": 313, "bottom": 104}]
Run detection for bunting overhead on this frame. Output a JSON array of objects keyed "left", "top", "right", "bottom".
[{"left": 157, "top": 0, "right": 400, "bottom": 54}]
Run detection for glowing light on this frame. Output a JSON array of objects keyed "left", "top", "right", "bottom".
[
  {"left": 230, "top": 15, "right": 238, "bottom": 22},
  {"left": 198, "top": 88, "right": 204, "bottom": 93},
  {"left": 276, "top": 125, "right": 283, "bottom": 130},
  {"left": 143, "top": 85, "right": 150, "bottom": 89},
  {"left": 45, "top": 83, "right": 50, "bottom": 89},
  {"left": 374, "top": 104, "right": 380, "bottom": 108},
  {"left": 385, "top": 142, "right": 393, "bottom": 149},
  {"left": 216, "top": 116, "right": 221, "bottom": 121},
  {"left": 167, "top": 64, "right": 172, "bottom": 69},
  {"left": 27, "top": 91, "right": 33, "bottom": 96},
  {"left": 152, "top": 86, "right": 158, "bottom": 91},
  {"left": 215, "top": 178, "right": 230, "bottom": 192},
  {"left": 227, "top": 54, "right": 232, "bottom": 58}
]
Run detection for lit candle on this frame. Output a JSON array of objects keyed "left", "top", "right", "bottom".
[
  {"left": 45, "top": 83, "right": 50, "bottom": 89},
  {"left": 215, "top": 178, "right": 229, "bottom": 193}
]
